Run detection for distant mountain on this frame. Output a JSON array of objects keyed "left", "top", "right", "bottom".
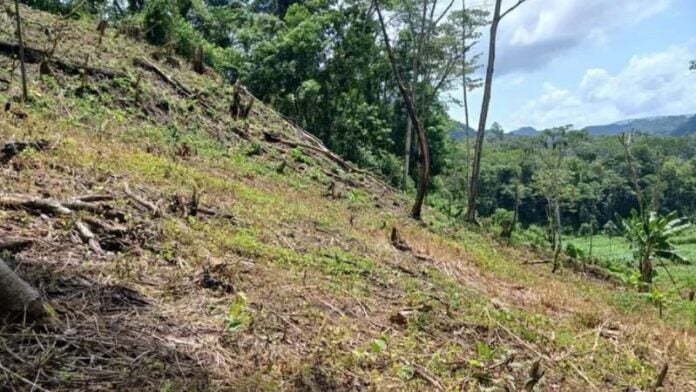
[
  {"left": 671, "top": 115, "right": 696, "bottom": 136},
  {"left": 449, "top": 121, "right": 477, "bottom": 140},
  {"left": 583, "top": 114, "right": 694, "bottom": 136},
  {"left": 451, "top": 114, "right": 696, "bottom": 140},
  {"left": 510, "top": 127, "right": 538, "bottom": 136}
]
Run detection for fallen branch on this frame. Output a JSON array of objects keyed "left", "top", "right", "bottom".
[
  {"left": 0, "top": 40, "right": 126, "bottom": 79},
  {"left": 123, "top": 185, "right": 158, "bottom": 215},
  {"left": 62, "top": 200, "right": 107, "bottom": 214},
  {"left": 75, "top": 220, "right": 104, "bottom": 255},
  {"left": 0, "top": 194, "right": 71, "bottom": 215},
  {"left": 0, "top": 360, "right": 51, "bottom": 392},
  {"left": 73, "top": 194, "right": 116, "bottom": 203},
  {"left": 133, "top": 57, "right": 193, "bottom": 97},
  {"left": 412, "top": 364, "right": 444, "bottom": 391},
  {"left": 263, "top": 131, "right": 368, "bottom": 175},
  {"left": 82, "top": 216, "right": 128, "bottom": 235}
]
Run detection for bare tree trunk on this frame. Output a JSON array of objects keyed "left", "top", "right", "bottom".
[
  {"left": 466, "top": 0, "right": 526, "bottom": 223},
  {"left": 376, "top": 4, "right": 431, "bottom": 220},
  {"left": 466, "top": 0, "right": 502, "bottom": 223},
  {"left": 0, "top": 259, "right": 44, "bottom": 318},
  {"left": 403, "top": 0, "right": 429, "bottom": 190},
  {"left": 461, "top": 0, "right": 471, "bottom": 193},
  {"left": 14, "top": 0, "right": 28, "bottom": 102},
  {"left": 404, "top": 118, "right": 413, "bottom": 188},
  {"left": 551, "top": 201, "right": 562, "bottom": 273}
]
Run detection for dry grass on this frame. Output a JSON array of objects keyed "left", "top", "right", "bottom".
[{"left": 0, "top": 5, "right": 694, "bottom": 392}]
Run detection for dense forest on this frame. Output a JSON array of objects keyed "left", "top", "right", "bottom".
[{"left": 1, "top": 0, "right": 696, "bottom": 390}]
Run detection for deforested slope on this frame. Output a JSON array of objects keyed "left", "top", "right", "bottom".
[{"left": 0, "top": 5, "right": 694, "bottom": 391}]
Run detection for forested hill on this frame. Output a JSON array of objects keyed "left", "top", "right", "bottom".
[
  {"left": 0, "top": 4, "right": 695, "bottom": 392},
  {"left": 508, "top": 113, "right": 696, "bottom": 137}
]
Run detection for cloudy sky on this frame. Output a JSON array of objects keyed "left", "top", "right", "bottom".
[{"left": 447, "top": 0, "right": 696, "bottom": 132}]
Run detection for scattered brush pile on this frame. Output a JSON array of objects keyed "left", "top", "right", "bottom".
[{"left": 0, "top": 4, "right": 694, "bottom": 392}]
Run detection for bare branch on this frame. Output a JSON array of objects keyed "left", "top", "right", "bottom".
[{"left": 500, "top": 0, "right": 528, "bottom": 20}]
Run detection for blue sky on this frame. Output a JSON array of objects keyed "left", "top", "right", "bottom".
[{"left": 446, "top": 0, "right": 696, "bottom": 131}]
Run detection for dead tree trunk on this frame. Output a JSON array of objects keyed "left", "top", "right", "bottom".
[
  {"left": 0, "top": 258, "right": 44, "bottom": 318},
  {"left": 466, "top": 0, "right": 501, "bottom": 223},
  {"left": 376, "top": 3, "right": 431, "bottom": 220},
  {"left": 466, "top": 0, "right": 527, "bottom": 223},
  {"left": 461, "top": 0, "right": 471, "bottom": 196},
  {"left": 13, "top": 0, "right": 28, "bottom": 102}
]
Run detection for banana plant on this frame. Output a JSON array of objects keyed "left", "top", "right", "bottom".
[{"left": 622, "top": 210, "right": 691, "bottom": 287}]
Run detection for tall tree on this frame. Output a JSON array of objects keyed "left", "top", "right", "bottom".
[
  {"left": 460, "top": 0, "right": 470, "bottom": 195},
  {"left": 376, "top": 1, "right": 431, "bottom": 219},
  {"left": 466, "top": 0, "right": 527, "bottom": 223}
]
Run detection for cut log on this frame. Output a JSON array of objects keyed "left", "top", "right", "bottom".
[
  {"left": 0, "top": 194, "right": 71, "bottom": 215},
  {"left": 0, "top": 258, "right": 45, "bottom": 318}
]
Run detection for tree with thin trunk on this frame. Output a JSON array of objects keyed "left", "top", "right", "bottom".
[
  {"left": 376, "top": 2, "right": 431, "bottom": 220},
  {"left": 466, "top": 0, "right": 527, "bottom": 223},
  {"left": 461, "top": 0, "right": 471, "bottom": 194},
  {"left": 534, "top": 127, "right": 569, "bottom": 273},
  {"left": 14, "top": 0, "right": 28, "bottom": 102},
  {"left": 400, "top": 0, "right": 477, "bottom": 191}
]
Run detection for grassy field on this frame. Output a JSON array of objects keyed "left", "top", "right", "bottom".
[
  {"left": 566, "top": 233, "right": 696, "bottom": 263},
  {"left": 567, "top": 233, "right": 696, "bottom": 326}
]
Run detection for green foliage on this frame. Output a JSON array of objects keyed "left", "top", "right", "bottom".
[
  {"left": 225, "top": 292, "right": 250, "bottom": 332},
  {"left": 622, "top": 210, "right": 691, "bottom": 266}
]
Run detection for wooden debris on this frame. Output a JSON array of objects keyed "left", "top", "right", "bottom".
[
  {"left": 0, "top": 140, "right": 50, "bottom": 164},
  {"left": 390, "top": 227, "right": 411, "bottom": 252},
  {"left": 0, "top": 258, "right": 45, "bottom": 319},
  {"left": 0, "top": 193, "right": 71, "bottom": 215},
  {"left": 123, "top": 185, "right": 158, "bottom": 215},
  {"left": 75, "top": 220, "right": 104, "bottom": 255},
  {"left": 653, "top": 363, "right": 669, "bottom": 390},
  {"left": 524, "top": 359, "right": 545, "bottom": 391},
  {"left": 0, "top": 237, "right": 34, "bottom": 252},
  {"left": 0, "top": 40, "right": 126, "bottom": 79},
  {"left": 412, "top": 364, "right": 444, "bottom": 391},
  {"left": 133, "top": 57, "right": 193, "bottom": 98},
  {"left": 83, "top": 216, "right": 128, "bottom": 236}
]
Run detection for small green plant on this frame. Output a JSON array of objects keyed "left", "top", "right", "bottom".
[
  {"left": 225, "top": 292, "right": 250, "bottom": 332},
  {"left": 370, "top": 336, "right": 387, "bottom": 354},
  {"left": 290, "top": 147, "right": 311, "bottom": 164},
  {"left": 649, "top": 287, "right": 667, "bottom": 319}
]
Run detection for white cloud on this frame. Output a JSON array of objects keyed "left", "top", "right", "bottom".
[
  {"left": 511, "top": 42, "right": 696, "bottom": 129},
  {"left": 493, "top": 0, "right": 671, "bottom": 73}
]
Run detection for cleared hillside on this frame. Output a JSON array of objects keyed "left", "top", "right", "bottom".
[{"left": 0, "top": 6, "right": 694, "bottom": 391}]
